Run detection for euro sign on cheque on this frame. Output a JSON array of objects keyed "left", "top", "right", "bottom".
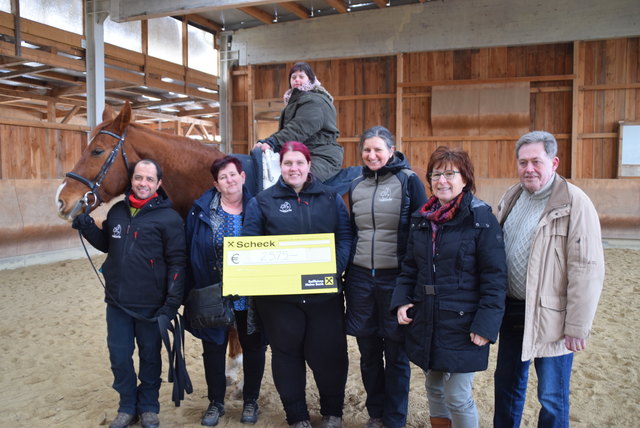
[{"left": 222, "top": 233, "right": 338, "bottom": 296}]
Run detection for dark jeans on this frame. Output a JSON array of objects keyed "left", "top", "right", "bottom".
[
  {"left": 256, "top": 295, "right": 349, "bottom": 425},
  {"left": 202, "top": 310, "right": 267, "bottom": 404},
  {"left": 494, "top": 298, "right": 574, "bottom": 428},
  {"left": 357, "top": 336, "right": 410, "bottom": 428},
  {"left": 106, "top": 304, "right": 162, "bottom": 415}
]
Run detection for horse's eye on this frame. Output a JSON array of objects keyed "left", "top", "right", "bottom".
[{"left": 91, "top": 148, "right": 105, "bottom": 156}]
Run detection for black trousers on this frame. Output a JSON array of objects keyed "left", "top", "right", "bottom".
[
  {"left": 256, "top": 295, "right": 349, "bottom": 425},
  {"left": 201, "top": 310, "right": 267, "bottom": 404}
]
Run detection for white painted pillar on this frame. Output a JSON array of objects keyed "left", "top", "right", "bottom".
[{"left": 84, "top": 0, "right": 109, "bottom": 129}]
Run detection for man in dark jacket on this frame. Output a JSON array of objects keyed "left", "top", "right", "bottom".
[{"left": 72, "top": 159, "right": 186, "bottom": 428}]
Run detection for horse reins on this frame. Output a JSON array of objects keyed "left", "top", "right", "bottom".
[{"left": 65, "top": 128, "right": 130, "bottom": 214}]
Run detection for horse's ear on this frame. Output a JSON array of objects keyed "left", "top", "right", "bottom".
[
  {"left": 111, "top": 102, "right": 132, "bottom": 133},
  {"left": 102, "top": 105, "right": 114, "bottom": 122}
]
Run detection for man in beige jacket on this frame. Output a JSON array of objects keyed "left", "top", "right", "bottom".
[{"left": 493, "top": 131, "right": 604, "bottom": 428}]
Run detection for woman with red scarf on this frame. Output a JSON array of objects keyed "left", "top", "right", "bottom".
[{"left": 390, "top": 147, "right": 507, "bottom": 428}]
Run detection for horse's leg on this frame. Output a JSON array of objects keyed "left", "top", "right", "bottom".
[{"left": 225, "top": 326, "right": 244, "bottom": 393}]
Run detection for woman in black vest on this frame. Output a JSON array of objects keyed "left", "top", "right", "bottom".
[{"left": 346, "top": 126, "right": 426, "bottom": 428}]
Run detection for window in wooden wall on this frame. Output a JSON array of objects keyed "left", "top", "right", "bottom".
[
  {"left": 105, "top": 16, "right": 141, "bottom": 53},
  {"left": 188, "top": 24, "right": 218, "bottom": 76},
  {"left": 19, "top": 0, "right": 83, "bottom": 35},
  {"left": 619, "top": 122, "right": 640, "bottom": 178},
  {"left": 148, "top": 16, "right": 182, "bottom": 65}
]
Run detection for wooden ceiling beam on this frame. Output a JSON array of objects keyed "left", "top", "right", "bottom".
[
  {"left": 0, "top": 85, "right": 84, "bottom": 106},
  {"left": 238, "top": 6, "right": 274, "bottom": 25},
  {"left": 177, "top": 106, "right": 219, "bottom": 116},
  {"left": 0, "top": 65, "right": 53, "bottom": 79},
  {"left": 0, "top": 41, "right": 85, "bottom": 72},
  {"left": 184, "top": 13, "right": 223, "bottom": 33},
  {"left": 50, "top": 80, "right": 134, "bottom": 97},
  {"left": 281, "top": 2, "right": 310, "bottom": 19},
  {"left": 325, "top": 0, "right": 348, "bottom": 14}
]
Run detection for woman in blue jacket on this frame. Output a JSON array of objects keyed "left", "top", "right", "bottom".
[
  {"left": 243, "top": 142, "right": 352, "bottom": 428},
  {"left": 185, "top": 156, "right": 267, "bottom": 426},
  {"left": 391, "top": 147, "right": 507, "bottom": 428},
  {"left": 346, "top": 126, "right": 426, "bottom": 428}
]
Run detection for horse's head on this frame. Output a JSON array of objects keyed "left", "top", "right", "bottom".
[{"left": 56, "top": 103, "right": 134, "bottom": 221}]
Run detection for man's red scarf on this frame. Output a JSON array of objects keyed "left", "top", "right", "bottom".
[{"left": 128, "top": 192, "right": 158, "bottom": 209}]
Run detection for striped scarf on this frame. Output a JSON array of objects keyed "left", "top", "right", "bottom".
[{"left": 420, "top": 192, "right": 465, "bottom": 251}]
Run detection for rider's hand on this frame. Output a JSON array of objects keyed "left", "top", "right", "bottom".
[
  {"left": 254, "top": 137, "right": 276, "bottom": 152},
  {"left": 253, "top": 142, "right": 269, "bottom": 152},
  {"left": 72, "top": 213, "right": 95, "bottom": 231}
]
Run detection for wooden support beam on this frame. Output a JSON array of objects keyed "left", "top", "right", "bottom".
[
  {"left": 0, "top": 86, "right": 84, "bottom": 106},
  {"left": 185, "top": 122, "right": 196, "bottom": 136},
  {"left": 185, "top": 13, "right": 223, "bottom": 33},
  {"left": 61, "top": 105, "right": 81, "bottom": 124},
  {"left": 399, "top": 74, "right": 576, "bottom": 87},
  {"left": 197, "top": 123, "right": 211, "bottom": 140},
  {"left": 11, "top": 0, "right": 21, "bottom": 56},
  {"left": 0, "top": 65, "right": 53, "bottom": 79},
  {"left": 0, "top": 41, "right": 85, "bottom": 72},
  {"left": 325, "top": 0, "right": 349, "bottom": 14},
  {"left": 177, "top": 106, "right": 219, "bottom": 116},
  {"left": 248, "top": 64, "right": 255, "bottom": 150},
  {"left": 281, "top": 2, "right": 310, "bottom": 19},
  {"left": 238, "top": 7, "right": 274, "bottom": 25},
  {"left": 0, "top": 117, "right": 89, "bottom": 131},
  {"left": 132, "top": 108, "right": 215, "bottom": 126},
  {"left": 571, "top": 41, "right": 583, "bottom": 179}
]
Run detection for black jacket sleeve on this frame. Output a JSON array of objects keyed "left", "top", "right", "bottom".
[
  {"left": 161, "top": 213, "right": 187, "bottom": 310},
  {"left": 80, "top": 216, "right": 110, "bottom": 253}
]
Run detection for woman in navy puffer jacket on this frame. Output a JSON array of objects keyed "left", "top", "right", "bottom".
[{"left": 391, "top": 146, "right": 507, "bottom": 428}]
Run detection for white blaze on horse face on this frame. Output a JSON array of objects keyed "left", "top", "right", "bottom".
[
  {"left": 55, "top": 182, "right": 67, "bottom": 217},
  {"left": 131, "top": 162, "right": 162, "bottom": 200}
]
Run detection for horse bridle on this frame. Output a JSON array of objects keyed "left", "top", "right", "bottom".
[{"left": 65, "top": 128, "right": 130, "bottom": 213}]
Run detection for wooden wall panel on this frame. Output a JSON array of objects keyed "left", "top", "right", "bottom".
[
  {"left": 576, "top": 37, "right": 640, "bottom": 178},
  {"left": 0, "top": 125, "right": 85, "bottom": 180}
]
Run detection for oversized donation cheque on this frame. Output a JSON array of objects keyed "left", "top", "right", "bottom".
[{"left": 222, "top": 233, "right": 338, "bottom": 296}]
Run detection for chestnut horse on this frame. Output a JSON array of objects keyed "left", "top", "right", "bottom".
[{"left": 56, "top": 102, "right": 244, "bottom": 376}]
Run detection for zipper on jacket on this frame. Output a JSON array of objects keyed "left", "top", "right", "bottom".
[{"left": 370, "top": 172, "right": 379, "bottom": 271}]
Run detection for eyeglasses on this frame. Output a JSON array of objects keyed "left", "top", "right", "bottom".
[{"left": 429, "top": 170, "right": 461, "bottom": 181}]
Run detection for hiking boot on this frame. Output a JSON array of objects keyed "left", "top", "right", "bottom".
[
  {"left": 140, "top": 412, "right": 160, "bottom": 428},
  {"left": 290, "top": 421, "right": 312, "bottom": 428},
  {"left": 240, "top": 400, "right": 259, "bottom": 424},
  {"left": 321, "top": 415, "right": 342, "bottom": 428},
  {"left": 201, "top": 401, "right": 225, "bottom": 426},
  {"left": 364, "top": 418, "right": 384, "bottom": 428},
  {"left": 109, "top": 412, "right": 138, "bottom": 428}
]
